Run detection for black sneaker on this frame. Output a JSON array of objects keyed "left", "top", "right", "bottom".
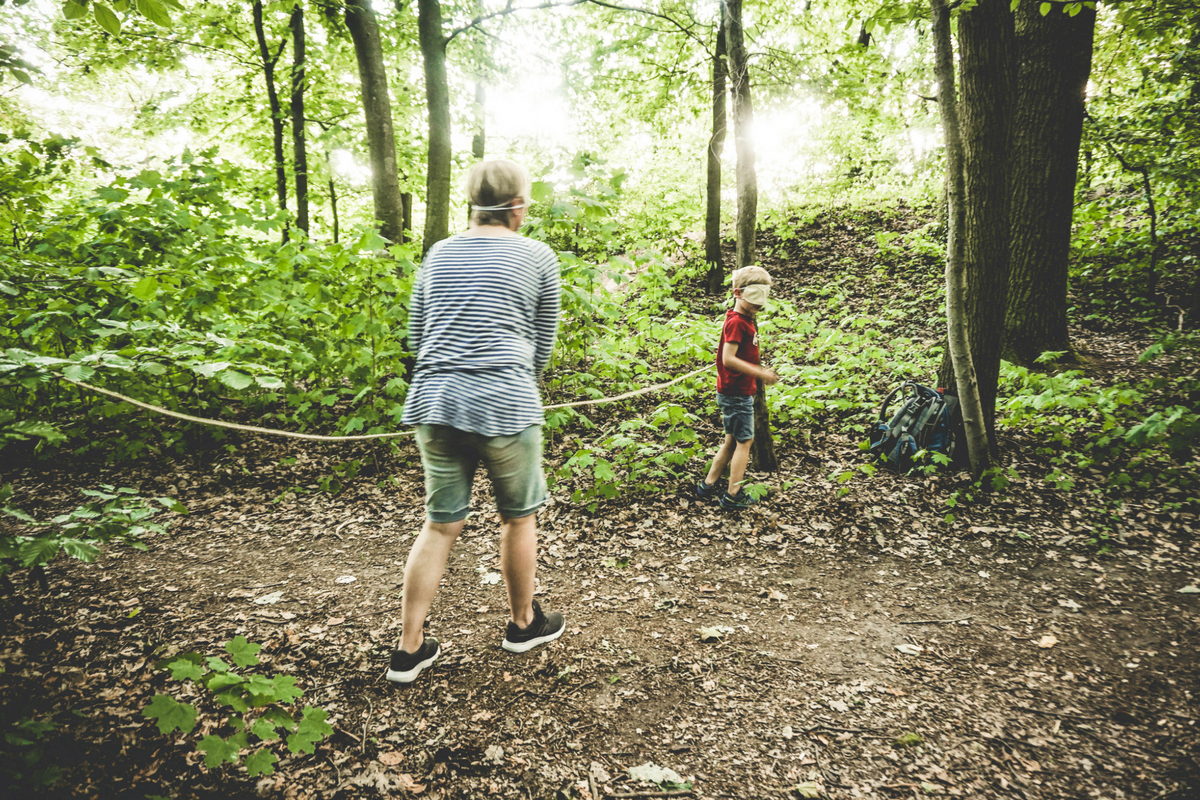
[
  {"left": 695, "top": 479, "right": 722, "bottom": 502},
  {"left": 502, "top": 600, "right": 565, "bottom": 653},
  {"left": 719, "top": 490, "right": 760, "bottom": 511},
  {"left": 385, "top": 637, "right": 440, "bottom": 684}
]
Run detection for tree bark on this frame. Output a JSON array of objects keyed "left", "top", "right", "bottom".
[
  {"left": 346, "top": 0, "right": 406, "bottom": 245},
  {"left": 472, "top": 80, "right": 486, "bottom": 160},
  {"left": 931, "top": 0, "right": 991, "bottom": 479},
  {"left": 252, "top": 0, "right": 289, "bottom": 240},
  {"left": 724, "top": 0, "right": 775, "bottom": 473},
  {"left": 1004, "top": 2, "right": 1096, "bottom": 366},
  {"left": 290, "top": 1, "right": 310, "bottom": 235},
  {"left": 936, "top": 0, "right": 1014, "bottom": 452},
  {"left": 704, "top": 8, "right": 728, "bottom": 295},
  {"left": 724, "top": 0, "right": 756, "bottom": 272},
  {"left": 419, "top": 0, "right": 451, "bottom": 252}
]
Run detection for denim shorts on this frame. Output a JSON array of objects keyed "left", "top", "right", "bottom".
[
  {"left": 415, "top": 424, "right": 548, "bottom": 523},
  {"left": 717, "top": 393, "right": 755, "bottom": 443}
]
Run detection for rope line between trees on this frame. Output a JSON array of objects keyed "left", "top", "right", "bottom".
[{"left": 55, "top": 365, "right": 713, "bottom": 443}]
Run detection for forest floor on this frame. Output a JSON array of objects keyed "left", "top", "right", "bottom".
[{"left": 2, "top": 208, "right": 1198, "bottom": 800}]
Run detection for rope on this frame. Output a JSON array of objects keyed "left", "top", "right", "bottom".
[{"left": 55, "top": 364, "right": 712, "bottom": 443}]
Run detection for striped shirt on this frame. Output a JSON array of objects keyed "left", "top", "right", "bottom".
[{"left": 401, "top": 234, "right": 561, "bottom": 437}]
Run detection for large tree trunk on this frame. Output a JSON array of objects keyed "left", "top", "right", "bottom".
[
  {"left": 252, "top": 0, "right": 289, "bottom": 241},
  {"left": 290, "top": 1, "right": 310, "bottom": 235},
  {"left": 932, "top": 0, "right": 991, "bottom": 479},
  {"left": 419, "top": 0, "right": 451, "bottom": 252},
  {"left": 704, "top": 8, "right": 728, "bottom": 295},
  {"left": 346, "top": 0, "right": 406, "bottom": 245},
  {"left": 724, "top": 0, "right": 756, "bottom": 272},
  {"left": 724, "top": 0, "right": 775, "bottom": 473},
  {"left": 936, "top": 0, "right": 1014, "bottom": 452},
  {"left": 1004, "top": 3, "right": 1096, "bottom": 366}
]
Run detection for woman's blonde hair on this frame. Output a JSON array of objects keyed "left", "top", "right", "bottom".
[
  {"left": 465, "top": 159, "right": 531, "bottom": 227},
  {"left": 732, "top": 265, "right": 773, "bottom": 289}
]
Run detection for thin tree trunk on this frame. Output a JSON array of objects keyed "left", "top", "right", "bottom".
[
  {"left": 724, "top": 0, "right": 775, "bottom": 473},
  {"left": 290, "top": 1, "right": 309, "bottom": 235},
  {"left": 419, "top": 0, "right": 451, "bottom": 253},
  {"left": 931, "top": 0, "right": 990, "bottom": 479},
  {"left": 724, "top": 0, "right": 756, "bottom": 272},
  {"left": 936, "top": 0, "right": 1014, "bottom": 452},
  {"left": 1004, "top": 2, "right": 1096, "bottom": 366},
  {"left": 472, "top": 80, "right": 486, "bottom": 160},
  {"left": 346, "top": 0, "right": 406, "bottom": 245},
  {"left": 327, "top": 153, "right": 339, "bottom": 243},
  {"left": 704, "top": 8, "right": 728, "bottom": 295},
  {"left": 252, "top": 0, "right": 289, "bottom": 241}
]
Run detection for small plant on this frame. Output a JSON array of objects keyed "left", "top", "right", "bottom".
[
  {"left": 0, "top": 484, "right": 185, "bottom": 590},
  {"left": 0, "top": 713, "right": 61, "bottom": 793},
  {"left": 144, "top": 636, "right": 333, "bottom": 777}
]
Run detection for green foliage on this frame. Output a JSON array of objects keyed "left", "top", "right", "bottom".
[
  {"left": 145, "top": 637, "right": 332, "bottom": 777},
  {"left": 0, "top": 713, "right": 62, "bottom": 793},
  {"left": 0, "top": 483, "right": 184, "bottom": 581}
]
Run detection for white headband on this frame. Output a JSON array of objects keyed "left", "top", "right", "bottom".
[
  {"left": 471, "top": 201, "right": 528, "bottom": 211},
  {"left": 741, "top": 283, "right": 770, "bottom": 305}
]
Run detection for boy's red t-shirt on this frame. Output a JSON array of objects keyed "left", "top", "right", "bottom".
[{"left": 716, "top": 308, "right": 759, "bottom": 396}]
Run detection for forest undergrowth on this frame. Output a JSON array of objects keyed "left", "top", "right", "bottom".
[{"left": 1, "top": 206, "right": 1198, "bottom": 800}]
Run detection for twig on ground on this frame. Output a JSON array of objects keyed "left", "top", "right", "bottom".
[
  {"left": 898, "top": 616, "right": 973, "bottom": 625},
  {"left": 609, "top": 790, "right": 693, "bottom": 798}
]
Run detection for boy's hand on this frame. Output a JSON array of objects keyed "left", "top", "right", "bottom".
[{"left": 761, "top": 367, "right": 780, "bottom": 386}]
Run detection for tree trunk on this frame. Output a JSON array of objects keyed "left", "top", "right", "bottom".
[
  {"left": 419, "top": 0, "right": 451, "bottom": 253},
  {"left": 326, "top": 152, "right": 339, "bottom": 243},
  {"left": 290, "top": 2, "right": 309, "bottom": 236},
  {"left": 472, "top": 81, "right": 486, "bottom": 160},
  {"left": 724, "top": 0, "right": 775, "bottom": 473},
  {"left": 346, "top": 0, "right": 406, "bottom": 245},
  {"left": 1004, "top": 2, "right": 1096, "bottom": 367},
  {"left": 724, "top": 0, "right": 756, "bottom": 272},
  {"left": 936, "top": 0, "right": 1014, "bottom": 452},
  {"left": 931, "top": 0, "right": 991, "bottom": 479},
  {"left": 252, "top": 0, "right": 288, "bottom": 241},
  {"left": 704, "top": 8, "right": 728, "bottom": 295}
]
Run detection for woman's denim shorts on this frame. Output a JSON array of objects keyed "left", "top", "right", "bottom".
[
  {"left": 415, "top": 424, "right": 548, "bottom": 523},
  {"left": 717, "top": 393, "right": 755, "bottom": 443}
]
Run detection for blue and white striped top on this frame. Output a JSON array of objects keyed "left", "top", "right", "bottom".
[{"left": 401, "top": 234, "right": 562, "bottom": 437}]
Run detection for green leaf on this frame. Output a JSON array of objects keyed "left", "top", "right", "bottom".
[
  {"left": 93, "top": 2, "right": 121, "bottom": 34},
  {"left": 206, "top": 671, "right": 246, "bottom": 691},
  {"left": 226, "top": 636, "right": 262, "bottom": 668},
  {"left": 1039, "top": 2, "right": 1051, "bottom": 14},
  {"left": 269, "top": 674, "right": 304, "bottom": 703},
  {"left": 135, "top": 0, "right": 172, "bottom": 26},
  {"left": 143, "top": 695, "right": 197, "bottom": 735},
  {"left": 250, "top": 718, "right": 281, "bottom": 742},
  {"left": 795, "top": 781, "right": 823, "bottom": 798},
  {"left": 165, "top": 657, "right": 205, "bottom": 682},
  {"left": 244, "top": 748, "right": 278, "bottom": 776},
  {"left": 19, "top": 536, "right": 60, "bottom": 568},
  {"left": 63, "top": 1, "right": 89, "bottom": 21},
  {"left": 217, "top": 370, "right": 254, "bottom": 391},
  {"left": 286, "top": 707, "right": 332, "bottom": 754},
  {"left": 60, "top": 538, "right": 101, "bottom": 562},
  {"left": 198, "top": 734, "right": 241, "bottom": 767},
  {"left": 131, "top": 276, "right": 159, "bottom": 302}
]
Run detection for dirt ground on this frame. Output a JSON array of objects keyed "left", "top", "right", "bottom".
[{"left": 2, "top": 211, "right": 1198, "bottom": 799}]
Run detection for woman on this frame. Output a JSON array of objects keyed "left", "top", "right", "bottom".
[{"left": 387, "top": 159, "right": 566, "bottom": 684}]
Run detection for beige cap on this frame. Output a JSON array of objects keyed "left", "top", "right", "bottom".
[{"left": 741, "top": 283, "right": 770, "bottom": 306}]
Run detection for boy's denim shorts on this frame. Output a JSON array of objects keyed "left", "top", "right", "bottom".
[
  {"left": 717, "top": 393, "right": 755, "bottom": 443},
  {"left": 415, "top": 424, "right": 548, "bottom": 523}
]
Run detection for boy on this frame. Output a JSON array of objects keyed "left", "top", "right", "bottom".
[{"left": 696, "top": 266, "right": 779, "bottom": 510}]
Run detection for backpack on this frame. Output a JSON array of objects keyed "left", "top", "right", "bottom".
[{"left": 868, "top": 381, "right": 960, "bottom": 473}]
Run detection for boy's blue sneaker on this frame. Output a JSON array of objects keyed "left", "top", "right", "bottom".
[
  {"left": 719, "top": 490, "right": 759, "bottom": 511},
  {"left": 695, "top": 479, "right": 722, "bottom": 502}
]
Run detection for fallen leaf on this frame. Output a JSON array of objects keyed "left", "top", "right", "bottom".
[
  {"left": 1038, "top": 634, "right": 1058, "bottom": 649},
  {"left": 325, "top": 617, "right": 345, "bottom": 626},
  {"left": 484, "top": 745, "right": 504, "bottom": 764},
  {"left": 335, "top": 575, "right": 357, "bottom": 584},
  {"left": 254, "top": 591, "right": 284, "bottom": 605},
  {"left": 377, "top": 751, "right": 405, "bottom": 766},
  {"left": 481, "top": 572, "right": 502, "bottom": 585},
  {"left": 1178, "top": 585, "right": 1199, "bottom": 594},
  {"left": 628, "top": 762, "right": 684, "bottom": 786},
  {"left": 767, "top": 589, "right": 788, "bottom": 601},
  {"left": 794, "top": 781, "right": 823, "bottom": 798},
  {"left": 1057, "top": 599, "right": 1082, "bottom": 611},
  {"left": 895, "top": 644, "right": 923, "bottom": 656},
  {"left": 396, "top": 773, "right": 426, "bottom": 793}
]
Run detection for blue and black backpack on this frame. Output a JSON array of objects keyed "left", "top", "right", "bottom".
[{"left": 869, "top": 381, "right": 961, "bottom": 472}]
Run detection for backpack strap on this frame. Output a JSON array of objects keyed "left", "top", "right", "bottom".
[{"left": 877, "top": 384, "right": 906, "bottom": 423}]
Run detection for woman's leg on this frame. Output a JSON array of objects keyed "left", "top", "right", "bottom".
[
  {"left": 499, "top": 513, "right": 538, "bottom": 629},
  {"left": 399, "top": 518, "right": 464, "bottom": 653}
]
